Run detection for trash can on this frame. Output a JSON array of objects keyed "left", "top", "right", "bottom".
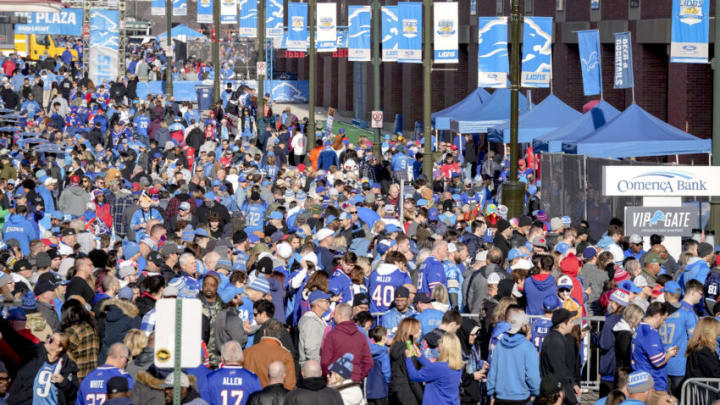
[{"left": 195, "top": 85, "right": 213, "bottom": 112}]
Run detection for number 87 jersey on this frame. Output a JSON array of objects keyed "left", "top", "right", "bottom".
[{"left": 368, "top": 263, "right": 412, "bottom": 313}]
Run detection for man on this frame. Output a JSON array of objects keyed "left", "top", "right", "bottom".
[
  {"left": 380, "top": 286, "right": 416, "bottom": 339},
  {"left": 632, "top": 302, "right": 678, "bottom": 396},
  {"left": 246, "top": 362, "right": 289, "bottom": 405},
  {"left": 321, "top": 303, "right": 372, "bottom": 382},
  {"left": 314, "top": 228, "right": 335, "bottom": 273},
  {"left": 414, "top": 292, "right": 444, "bottom": 338},
  {"left": 368, "top": 251, "right": 412, "bottom": 314},
  {"left": 34, "top": 278, "right": 60, "bottom": 332},
  {"left": 417, "top": 240, "right": 448, "bottom": 295},
  {"left": 524, "top": 254, "right": 557, "bottom": 316},
  {"left": 66, "top": 256, "right": 96, "bottom": 305},
  {"left": 162, "top": 373, "right": 207, "bottom": 405},
  {"left": 298, "top": 291, "right": 330, "bottom": 365},
  {"left": 580, "top": 247, "right": 607, "bottom": 315},
  {"left": 660, "top": 279, "right": 701, "bottom": 397},
  {"left": 622, "top": 371, "right": 654, "bottom": 405},
  {"left": 625, "top": 234, "right": 645, "bottom": 260},
  {"left": 540, "top": 308, "right": 580, "bottom": 404},
  {"left": 58, "top": 175, "right": 89, "bottom": 217},
  {"left": 105, "top": 376, "right": 133, "bottom": 405},
  {"left": 636, "top": 252, "right": 664, "bottom": 291},
  {"left": 199, "top": 272, "right": 222, "bottom": 366},
  {"left": 203, "top": 341, "right": 262, "bottom": 405},
  {"left": 284, "top": 360, "right": 343, "bottom": 405},
  {"left": 2, "top": 206, "right": 37, "bottom": 255},
  {"left": 678, "top": 242, "right": 714, "bottom": 289},
  {"left": 77, "top": 343, "right": 133, "bottom": 405},
  {"left": 420, "top": 310, "right": 462, "bottom": 361},
  {"left": 0, "top": 361, "right": 10, "bottom": 405},
  {"left": 243, "top": 319, "right": 296, "bottom": 390}
]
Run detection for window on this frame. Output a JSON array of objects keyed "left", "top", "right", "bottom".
[
  {"left": 630, "top": 0, "right": 640, "bottom": 7},
  {"left": 525, "top": 0, "right": 533, "bottom": 14},
  {"left": 556, "top": 0, "right": 565, "bottom": 11}
]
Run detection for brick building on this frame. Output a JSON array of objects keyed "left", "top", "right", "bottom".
[{"left": 267, "top": 0, "right": 716, "bottom": 146}]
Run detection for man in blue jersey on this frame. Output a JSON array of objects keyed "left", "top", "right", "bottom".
[
  {"left": 417, "top": 240, "right": 448, "bottom": 295},
  {"left": 380, "top": 286, "right": 416, "bottom": 339},
  {"left": 631, "top": 302, "right": 679, "bottom": 397},
  {"left": 76, "top": 343, "right": 133, "bottom": 405},
  {"left": 203, "top": 341, "right": 262, "bottom": 405},
  {"left": 531, "top": 295, "right": 559, "bottom": 351},
  {"left": 660, "top": 279, "right": 701, "bottom": 397},
  {"left": 368, "top": 251, "right": 412, "bottom": 314},
  {"left": 413, "top": 292, "right": 444, "bottom": 338},
  {"left": 328, "top": 252, "right": 355, "bottom": 305},
  {"left": 241, "top": 189, "right": 267, "bottom": 235}
]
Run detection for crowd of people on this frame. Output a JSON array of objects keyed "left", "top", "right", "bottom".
[{"left": 0, "top": 49, "right": 719, "bottom": 405}]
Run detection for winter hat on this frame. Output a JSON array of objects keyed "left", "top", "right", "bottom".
[
  {"left": 549, "top": 217, "right": 563, "bottom": 232},
  {"left": 276, "top": 242, "right": 292, "bottom": 259},
  {"left": 122, "top": 241, "right": 140, "bottom": 260},
  {"left": 560, "top": 254, "right": 580, "bottom": 276},
  {"left": 219, "top": 285, "right": 244, "bottom": 304},
  {"left": 20, "top": 291, "right": 37, "bottom": 311},
  {"left": 627, "top": 371, "right": 654, "bottom": 394},
  {"left": 613, "top": 266, "right": 630, "bottom": 284},
  {"left": 247, "top": 277, "right": 270, "bottom": 294},
  {"left": 609, "top": 289, "right": 630, "bottom": 307},
  {"left": 328, "top": 353, "right": 354, "bottom": 380},
  {"left": 118, "top": 261, "right": 137, "bottom": 279},
  {"left": 542, "top": 295, "right": 562, "bottom": 312}
]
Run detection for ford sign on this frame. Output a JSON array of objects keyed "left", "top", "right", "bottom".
[{"left": 603, "top": 166, "right": 720, "bottom": 196}]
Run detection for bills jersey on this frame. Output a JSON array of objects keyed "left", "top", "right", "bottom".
[
  {"left": 659, "top": 302, "right": 697, "bottom": 377},
  {"left": 631, "top": 322, "right": 668, "bottom": 392},
  {"left": 531, "top": 317, "right": 553, "bottom": 351},
  {"left": 417, "top": 256, "right": 447, "bottom": 295},
  {"left": 203, "top": 365, "right": 262, "bottom": 405},
  {"left": 368, "top": 264, "right": 412, "bottom": 313},
  {"left": 76, "top": 365, "right": 133, "bottom": 405}
]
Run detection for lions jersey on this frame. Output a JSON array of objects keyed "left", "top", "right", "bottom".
[
  {"left": 241, "top": 202, "right": 267, "bottom": 233},
  {"left": 133, "top": 115, "right": 150, "bottom": 138},
  {"left": 631, "top": 322, "right": 668, "bottom": 392},
  {"left": 368, "top": 264, "right": 412, "bottom": 313},
  {"left": 33, "top": 361, "right": 59, "bottom": 405},
  {"left": 76, "top": 365, "right": 133, "bottom": 405},
  {"left": 659, "top": 302, "right": 697, "bottom": 377},
  {"left": 203, "top": 365, "right": 262, "bottom": 405}
]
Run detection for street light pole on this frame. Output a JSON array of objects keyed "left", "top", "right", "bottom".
[
  {"left": 710, "top": 0, "right": 720, "bottom": 234},
  {"left": 212, "top": 0, "right": 220, "bottom": 102},
  {"left": 307, "top": 0, "right": 316, "bottom": 150},
  {"left": 257, "top": 0, "right": 266, "bottom": 127},
  {"left": 421, "top": 0, "right": 433, "bottom": 178},
  {"left": 371, "top": 0, "right": 382, "bottom": 158},
  {"left": 503, "top": 0, "right": 525, "bottom": 219},
  {"left": 165, "top": 0, "right": 173, "bottom": 95}
]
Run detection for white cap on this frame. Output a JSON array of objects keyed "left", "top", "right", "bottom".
[
  {"left": 316, "top": 228, "right": 334, "bottom": 241},
  {"left": 512, "top": 259, "right": 533, "bottom": 271},
  {"left": 43, "top": 177, "right": 57, "bottom": 185},
  {"left": 301, "top": 252, "right": 318, "bottom": 266},
  {"left": 487, "top": 272, "right": 501, "bottom": 285},
  {"left": 475, "top": 250, "right": 488, "bottom": 262},
  {"left": 634, "top": 275, "right": 649, "bottom": 288},
  {"left": 507, "top": 312, "right": 529, "bottom": 334},
  {"left": 629, "top": 234, "right": 643, "bottom": 244},
  {"left": 276, "top": 242, "right": 292, "bottom": 259},
  {"left": 448, "top": 243, "right": 457, "bottom": 253}
]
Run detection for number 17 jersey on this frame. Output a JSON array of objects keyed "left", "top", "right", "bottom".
[
  {"left": 368, "top": 263, "right": 412, "bottom": 313},
  {"left": 203, "top": 365, "right": 261, "bottom": 405}
]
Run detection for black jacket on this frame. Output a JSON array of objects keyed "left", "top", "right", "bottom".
[
  {"left": 540, "top": 329, "right": 578, "bottom": 404},
  {"left": 134, "top": 294, "right": 158, "bottom": 317},
  {"left": 0, "top": 318, "right": 79, "bottom": 405},
  {"left": 389, "top": 341, "right": 423, "bottom": 405},
  {"left": 98, "top": 299, "right": 141, "bottom": 363},
  {"left": 284, "top": 377, "right": 343, "bottom": 405},
  {"left": 247, "top": 383, "right": 289, "bottom": 405},
  {"left": 686, "top": 347, "right": 720, "bottom": 379}
]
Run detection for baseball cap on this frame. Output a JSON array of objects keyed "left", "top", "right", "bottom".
[
  {"left": 542, "top": 295, "right": 562, "bottom": 312},
  {"left": 619, "top": 279, "right": 642, "bottom": 294},
  {"left": 316, "top": 228, "right": 334, "bottom": 241},
  {"left": 629, "top": 234, "right": 642, "bottom": 244},
  {"left": 532, "top": 236, "right": 548, "bottom": 249},
  {"left": 34, "top": 279, "right": 56, "bottom": 296},
  {"left": 511, "top": 259, "right": 533, "bottom": 271},
  {"left": 663, "top": 281, "right": 682, "bottom": 294},
  {"left": 644, "top": 252, "right": 667, "bottom": 265},
  {"left": 551, "top": 308, "right": 577, "bottom": 327},
  {"left": 413, "top": 292, "right": 432, "bottom": 305},
  {"left": 106, "top": 376, "right": 130, "bottom": 394},
  {"left": 308, "top": 290, "right": 331, "bottom": 303},
  {"left": 179, "top": 202, "right": 191, "bottom": 211},
  {"left": 353, "top": 293, "right": 370, "bottom": 307},
  {"left": 582, "top": 246, "right": 597, "bottom": 261},
  {"left": 508, "top": 248, "right": 528, "bottom": 261},
  {"left": 507, "top": 312, "right": 529, "bottom": 334},
  {"left": 557, "top": 275, "right": 574, "bottom": 290},
  {"left": 540, "top": 374, "right": 563, "bottom": 398},
  {"left": 163, "top": 373, "right": 190, "bottom": 388},
  {"left": 395, "top": 286, "right": 410, "bottom": 298}
]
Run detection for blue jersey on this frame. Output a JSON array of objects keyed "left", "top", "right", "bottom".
[
  {"left": 203, "top": 365, "right": 262, "bottom": 405},
  {"left": 531, "top": 317, "right": 553, "bottom": 351},
  {"left": 631, "top": 322, "right": 668, "bottom": 392},
  {"left": 328, "top": 269, "right": 353, "bottom": 304},
  {"left": 241, "top": 202, "right": 267, "bottom": 233},
  {"left": 380, "top": 307, "right": 417, "bottom": 339},
  {"left": 417, "top": 256, "right": 447, "bottom": 295},
  {"left": 238, "top": 297, "right": 255, "bottom": 346},
  {"left": 659, "top": 302, "right": 697, "bottom": 377},
  {"left": 133, "top": 115, "right": 150, "bottom": 137},
  {"left": 33, "top": 361, "right": 58, "bottom": 405},
  {"left": 415, "top": 308, "right": 444, "bottom": 338},
  {"left": 460, "top": 191, "right": 483, "bottom": 207},
  {"left": 76, "top": 365, "right": 133, "bottom": 405},
  {"left": 368, "top": 264, "right": 412, "bottom": 313}
]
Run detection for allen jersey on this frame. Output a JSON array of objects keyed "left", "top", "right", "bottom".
[
  {"left": 631, "top": 322, "right": 668, "bottom": 392},
  {"left": 368, "top": 264, "right": 412, "bottom": 313},
  {"left": 76, "top": 365, "right": 133, "bottom": 405},
  {"left": 530, "top": 317, "right": 553, "bottom": 351},
  {"left": 417, "top": 256, "right": 447, "bottom": 295},
  {"left": 203, "top": 365, "right": 262, "bottom": 405}
]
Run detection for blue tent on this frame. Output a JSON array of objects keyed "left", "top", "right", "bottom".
[
  {"left": 532, "top": 100, "right": 620, "bottom": 152},
  {"left": 562, "top": 103, "right": 711, "bottom": 158},
  {"left": 450, "top": 89, "right": 530, "bottom": 134},
  {"left": 486, "top": 94, "right": 581, "bottom": 143},
  {"left": 431, "top": 88, "right": 492, "bottom": 131},
  {"left": 156, "top": 25, "right": 206, "bottom": 42}
]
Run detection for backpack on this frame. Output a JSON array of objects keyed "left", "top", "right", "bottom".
[{"left": 365, "top": 357, "right": 388, "bottom": 399}]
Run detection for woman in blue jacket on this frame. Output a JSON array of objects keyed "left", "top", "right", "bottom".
[{"left": 405, "top": 333, "right": 463, "bottom": 405}]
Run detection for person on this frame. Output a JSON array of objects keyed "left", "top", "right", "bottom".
[
  {"left": 284, "top": 360, "right": 343, "bottom": 405},
  {"left": 389, "top": 318, "right": 424, "bottom": 405},
  {"left": 0, "top": 361, "right": 10, "bottom": 405},
  {"left": 60, "top": 298, "right": 100, "bottom": 380},
  {"left": 621, "top": 371, "right": 654, "bottom": 405},
  {"left": 404, "top": 333, "right": 463, "bottom": 405},
  {"left": 203, "top": 341, "right": 262, "bottom": 405},
  {"left": 246, "top": 361, "right": 289, "bottom": 405},
  {"left": 597, "top": 289, "right": 630, "bottom": 397},
  {"left": 243, "top": 319, "right": 296, "bottom": 390},
  {"left": 105, "top": 376, "right": 133, "bottom": 405},
  {"left": 367, "top": 327, "right": 391, "bottom": 405},
  {"left": 486, "top": 311, "right": 540, "bottom": 404},
  {"left": 685, "top": 317, "right": 720, "bottom": 379},
  {"left": 299, "top": 290, "right": 330, "bottom": 365},
  {"left": 534, "top": 375, "right": 565, "bottom": 405},
  {"left": 631, "top": 302, "right": 678, "bottom": 399},
  {"left": 417, "top": 241, "right": 448, "bottom": 295},
  {"left": 540, "top": 308, "right": 580, "bottom": 405},
  {"left": 162, "top": 373, "right": 207, "bottom": 405},
  {"left": 420, "top": 310, "right": 462, "bottom": 361},
  {"left": 368, "top": 251, "right": 412, "bottom": 314},
  {"left": 77, "top": 343, "right": 133, "bottom": 405},
  {"left": 661, "top": 278, "right": 701, "bottom": 397},
  {"left": 380, "top": 286, "right": 416, "bottom": 339},
  {"left": 327, "top": 354, "right": 365, "bottom": 405},
  {"left": 321, "top": 303, "right": 373, "bottom": 382}
]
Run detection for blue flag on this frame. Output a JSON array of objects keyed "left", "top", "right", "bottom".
[
  {"left": 239, "top": 0, "right": 257, "bottom": 37},
  {"left": 670, "top": 0, "right": 710, "bottom": 63},
  {"left": 266, "top": 0, "right": 283, "bottom": 38},
  {"left": 349, "top": 6, "right": 371, "bottom": 61},
  {"left": 521, "top": 16, "right": 552, "bottom": 88},
  {"left": 197, "top": 0, "right": 212, "bottom": 23},
  {"left": 397, "top": 2, "right": 422, "bottom": 63},
  {"left": 173, "top": 0, "right": 187, "bottom": 16},
  {"left": 381, "top": 6, "right": 398, "bottom": 62},
  {"left": 477, "top": 17, "right": 508, "bottom": 88},
  {"left": 287, "top": 2, "right": 308, "bottom": 51},
  {"left": 614, "top": 32, "right": 634, "bottom": 89},
  {"left": 577, "top": 30, "right": 602, "bottom": 96}
]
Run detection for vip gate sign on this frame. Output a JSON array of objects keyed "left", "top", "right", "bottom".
[
  {"left": 603, "top": 166, "right": 720, "bottom": 196},
  {"left": 624, "top": 206, "right": 699, "bottom": 237}
]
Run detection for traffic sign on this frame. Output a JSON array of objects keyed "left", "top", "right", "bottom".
[
  {"left": 371, "top": 110, "right": 383, "bottom": 128},
  {"left": 257, "top": 61, "right": 267, "bottom": 77},
  {"left": 154, "top": 298, "right": 202, "bottom": 368},
  {"left": 83, "top": 23, "right": 89, "bottom": 39}
]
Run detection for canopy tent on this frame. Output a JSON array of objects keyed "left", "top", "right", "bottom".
[
  {"left": 486, "top": 94, "right": 581, "bottom": 143},
  {"left": 156, "top": 25, "right": 206, "bottom": 42},
  {"left": 450, "top": 89, "right": 530, "bottom": 134},
  {"left": 431, "top": 87, "right": 492, "bottom": 131},
  {"left": 532, "top": 100, "right": 620, "bottom": 152},
  {"left": 561, "top": 103, "right": 711, "bottom": 158}
]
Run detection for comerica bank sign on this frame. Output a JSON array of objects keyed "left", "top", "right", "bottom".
[{"left": 603, "top": 166, "right": 720, "bottom": 196}]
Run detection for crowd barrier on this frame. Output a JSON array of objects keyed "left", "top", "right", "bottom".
[
  {"left": 133, "top": 79, "right": 310, "bottom": 103},
  {"left": 680, "top": 378, "right": 720, "bottom": 405}
]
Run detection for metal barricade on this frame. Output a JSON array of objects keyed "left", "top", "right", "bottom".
[{"left": 680, "top": 378, "right": 720, "bottom": 405}]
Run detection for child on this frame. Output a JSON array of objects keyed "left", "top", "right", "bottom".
[
  {"left": 532, "top": 295, "right": 559, "bottom": 351},
  {"left": 557, "top": 275, "right": 582, "bottom": 323},
  {"left": 367, "top": 327, "right": 391, "bottom": 405}
]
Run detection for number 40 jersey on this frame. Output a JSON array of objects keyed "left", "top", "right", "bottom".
[{"left": 367, "top": 263, "right": 412, "bottom": 314}]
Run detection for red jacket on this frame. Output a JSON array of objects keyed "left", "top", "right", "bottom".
[{"left": 320, "top": 320, "right": 373, "bottom": 382}]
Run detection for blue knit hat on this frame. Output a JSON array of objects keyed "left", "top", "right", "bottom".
[
  {"left": 219, "top": 285, "right": 244, "bottom": 304},
  {"left": 21, "top": 292, "right": 37, "bottom": 311},
  {"left": 247, "top": 277, "right": 270, "bottom": 294},
  {"left": 123, "top": 240, "right": 140, "bottom": 260},
  {"left": 328, "top": 353, "right": 354, "bottom": 380}
]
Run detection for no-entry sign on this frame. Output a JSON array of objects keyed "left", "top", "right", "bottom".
[{"left": 371, "top": 110, "right": 383, "bottom": 128}]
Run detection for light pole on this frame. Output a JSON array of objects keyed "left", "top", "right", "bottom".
[
  {"left": 257, "top": 0, "right": 266, "bottom": 126},
  {"left": 421, "top": 0, "right": 433, "bottom": 178},
  {"left": 371, "top": 0, "right": 381, "bottom": 158},
  {"left": 212, "top": 0, "right": 220, "bottom": 102},
  {"left": 710, "top": 0, "right": 720, "bottom": 235},
  {"left": 165, "top": 0, "right": 173, "bottom": 95},
  {"left": 307, "top": 0, "right": 316, "bottom": 150}
]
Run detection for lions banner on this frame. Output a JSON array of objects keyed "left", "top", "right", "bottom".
[
  {"left": 287, "top": 2, "right": 308, "bottom": 52},
  {"left": 670, "top": 0, "right": 710, "bottom": 63},
  {"left": 433, "top": 2, "right": 458, "bottom": 63},
  {"left": 348, "top": 6, "right": 371, "bottom": 62},
  {"left": 197, "top": 0, "right": 212, "bottom": 23},
  {"left": 317, "top": 3, "right": 337, "bottom": 53},
  {"left": 381, "top": 6, "right": 398, "bottom": 62},
  {"left": 521, "top": 17, "right": 553, "bottom": 88},
  {"left": 238, "top": 0, "right": 257, "bottom": 37},
  {"left": 89, "top": 9, "right": 119, "bottom": 86},
  {"left": 397, "top": 2, "right": 421, "bottom": 63},
  {"left": 477, "top": 17, "right": 508, "bottom": 88}
]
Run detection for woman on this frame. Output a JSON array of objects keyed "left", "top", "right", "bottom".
[
  {"left": 457, "top": 319, "right": 486, "bottom": 405},
  {"left": 124, "top": 329, "right": 152, "bottom": 380},
  {"left": 405, "top": 333, "right": 463, "bottom": 405},
  {"left": 613, "top": 304, "right": 644, "bottom": 371},
  {"left": 389, "top": 318, "right": 423, "bottom": 405},
  {"left": 60, "top": 299, "right": 100, "bottom": 379},
  {"left": 0, "top": 316, "right": 79, "bottom": 405},
  {"left": 685, "top": 317, "right": 720, "bottom": 379}
]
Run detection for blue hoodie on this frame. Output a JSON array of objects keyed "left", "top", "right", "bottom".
[
  {"left": 524, "top": 273, "right": 557, "bottom": 315},
  {"left": 405, "top": 355, "right": 462, "bottom": 405},
  {"left": 678, "top": 257, "right": 710, "bottom": 291},
  {"left": 488, "top": 321, "right": 510, "bottom": 365},
  {"left": 486, "top": 332, "right": 541, "bottom": 401},
  {"left": 2, "top": 214, "right": 38, "bottom": 255}
]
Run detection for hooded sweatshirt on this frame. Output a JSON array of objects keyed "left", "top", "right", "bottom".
[
  {"left": 486, "top": 333, "right": 541, "bottom": 401},
  {"left": 679, "top": 257, "right": 710, "bottom": 291},
  {"left": 560, "top": 254, "right": 586, "bottom": 316},
  {"left": 405, "top": 355, "right": 462, "bottom": 405},
  {"left": 320, "top": 320, "right": 373, "bottom": 382},
  {"left": 524, "top": 273, "right": 557, "bottom": 315},
  {"left": 59, "top": 185, "right": 90, "bottom": 217},
  {"left": 2, "top": 213, "right": 37, "bottom": 255}
]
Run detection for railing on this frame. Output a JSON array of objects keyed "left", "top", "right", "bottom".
[{"left": 680, "top": 378, "right": 720, "bottom": 405}]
